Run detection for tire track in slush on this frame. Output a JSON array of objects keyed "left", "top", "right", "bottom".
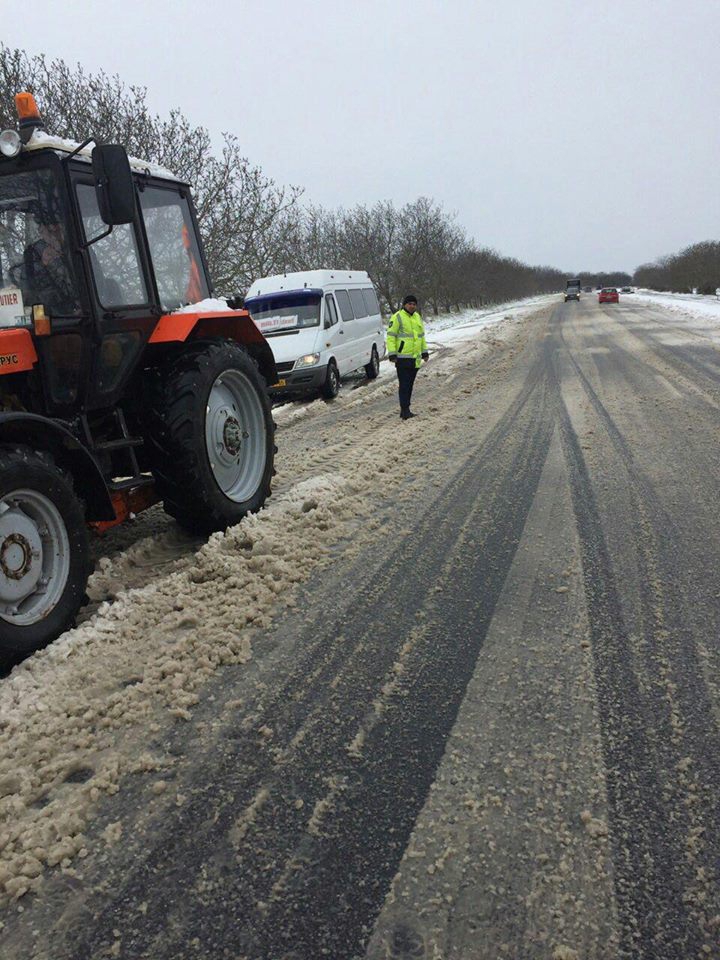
[
  {"left": 615, "top": 305, "right": 720, "bottom": 396},
  {"left": 63, "top": 353, "right": 556, "bottom": 960},
  {"left": 239, "top": 373, "right": 556, "bottom": 960},
  {"left": 560, "top": 322, "right": 720, "bottom": 825},
  {"left": 552, "top": 320, "right": 720, "bottom": 958}
]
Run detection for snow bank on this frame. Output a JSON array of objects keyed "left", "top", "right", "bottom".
[
  {"left": 631, "top": 290, "right": 720, "bottom": 330},
  {"left": 425, "top": 295, "right": 553, "bottom": 346},
  {"left": 0, "top": 474, "right": 352, "bottom": 902}
]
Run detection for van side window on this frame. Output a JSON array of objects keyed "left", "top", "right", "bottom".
[
  {"left": 335, "top": 289, "right": 354, "bottom": 321},
  {"left": 349, "top": 288, "right": 367, "bottom": 318},
  {"left": 324, "top": 294, "right": 339, "bottom": 327},
  {"left": 362, "top": 287, "right": 380, "bottom": 315}
]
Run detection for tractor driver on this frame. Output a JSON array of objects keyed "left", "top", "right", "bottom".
[{"left": 23, "top": 216, "right": 80, "bottom": 316}]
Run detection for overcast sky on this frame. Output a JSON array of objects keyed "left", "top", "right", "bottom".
[{"left": 5, "top": 0, "right": 719, "bottom": 273}]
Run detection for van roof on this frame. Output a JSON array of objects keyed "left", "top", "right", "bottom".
[{"left": 246, "top": 270, "right": 372, "bottom": 297}]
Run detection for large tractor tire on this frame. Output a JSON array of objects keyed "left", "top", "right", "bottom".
[
  {"left": 145, "top": 340, "right": 275, "bottom": 534},
  {"left": 0, "top": 446, "right": 90, "bottom": 658}
]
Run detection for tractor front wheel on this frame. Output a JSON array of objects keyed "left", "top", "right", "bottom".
[
  {"left": 0, "top": 446, "right": 90, "bottom": 658},
  {"left": 146, "top": 340, "right": 275, "bottom": 534}
]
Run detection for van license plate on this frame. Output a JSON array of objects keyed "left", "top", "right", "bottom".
[{"left": 273, "top": 379, "right": 286, "bottom": 387}]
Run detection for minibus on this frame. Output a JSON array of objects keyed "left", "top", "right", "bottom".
[{"left": 245, "top": 270, "right": 385, "bottom": 398}]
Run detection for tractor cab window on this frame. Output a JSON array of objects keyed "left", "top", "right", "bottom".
[
  {"left": 139, "top": 186, "right": 209, "bottom": 311},
  {"left": 0, "top": 168, "right": 81, "bottom": 318},
  {"left": 77, "top": 183, "right": 148, "bottom": 308}
]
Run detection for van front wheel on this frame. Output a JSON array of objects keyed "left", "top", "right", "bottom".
[{"left": 321, "top": 360, "right": 340, "bottom": 400}]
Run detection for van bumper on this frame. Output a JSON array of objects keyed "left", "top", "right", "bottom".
[{"left": 269, "top": 363, "right": 328, "bottom": 395}]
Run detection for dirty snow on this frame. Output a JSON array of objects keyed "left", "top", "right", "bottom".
[{"left": 0, "top": 475, "right": 350, "bottom": 901}]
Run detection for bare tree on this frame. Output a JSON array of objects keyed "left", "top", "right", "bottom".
[
  {"left": 0, "top": 44, "right": 304, "bottom": 297},
  {"left": 1, "top": 43, "right": 571, "bottom": 308}
]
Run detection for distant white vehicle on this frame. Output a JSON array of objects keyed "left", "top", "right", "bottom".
[{"left": 245, "top": 270, "right": 385, "bottom": 399}]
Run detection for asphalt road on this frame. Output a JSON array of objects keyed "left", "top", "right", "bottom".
[{"left": 4, "top": 296, "right": 720, "bottom": 959}]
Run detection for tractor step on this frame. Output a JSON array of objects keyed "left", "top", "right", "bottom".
[
  {"left": 94, "top": 436, "right": 144, "bottom": 453},
  {"left": 90, "top": 480, "right": 160, "bottom": 535},
  {"left": 109, "top": 474, "right": 155, "bottom": 492}
]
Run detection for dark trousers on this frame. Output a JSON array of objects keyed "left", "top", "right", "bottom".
[{"left": 396, "top": 358, "right": 419, "bottom": 412}]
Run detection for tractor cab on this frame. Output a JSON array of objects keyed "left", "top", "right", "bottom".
[
  {"left": 0, "top": 93, "right": 277, "bottom": 658},
  {"left": 0, "top": 94, "right": 217, "bottom": 415}
]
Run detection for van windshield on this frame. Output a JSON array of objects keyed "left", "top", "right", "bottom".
[{"left": 245, "top": 293, "right": 321, "bottom": 333}]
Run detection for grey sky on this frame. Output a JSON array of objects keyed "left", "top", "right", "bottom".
[{"left": 5, "top": 0, "right": 719, "bottom": 273}]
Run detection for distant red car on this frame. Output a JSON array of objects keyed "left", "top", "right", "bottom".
[{"left": 599, "top": 287, "right": 619, "bottom": 303}]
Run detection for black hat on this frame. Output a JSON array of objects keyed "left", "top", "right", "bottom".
[{"left": 402, "top": 295, "right": 417, "bottom": 306}]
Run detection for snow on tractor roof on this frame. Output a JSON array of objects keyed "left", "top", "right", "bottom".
[{"left": 24, "top": 130, "right": 178, "bottom": 181}]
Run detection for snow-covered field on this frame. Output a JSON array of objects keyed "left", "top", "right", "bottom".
[{"left": 0, "top": 293, "right": 555, "bottom": 905}]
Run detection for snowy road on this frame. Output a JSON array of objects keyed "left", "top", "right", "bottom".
[{"left": 2, "top": 296, "right": 720, "bottom": 959}]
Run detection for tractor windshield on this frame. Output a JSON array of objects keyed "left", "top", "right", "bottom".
[
  {"left": 0, "top": 168, "right": 81, "bottom": 318},
  {"left": 139, "top": 185, "right": 210, "bottom": 312}
]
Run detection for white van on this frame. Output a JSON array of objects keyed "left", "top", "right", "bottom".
[{"left": 244, "top": 270, "right": 385, "bottom": 399}]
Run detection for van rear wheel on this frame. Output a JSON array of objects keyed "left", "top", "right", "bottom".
[{"left": 364, "top": 346, "right": 380, "bottom": 380}]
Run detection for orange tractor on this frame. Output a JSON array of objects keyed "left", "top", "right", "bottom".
[{"left": 0, "top": 94, "right": 277, "bottom": 656}]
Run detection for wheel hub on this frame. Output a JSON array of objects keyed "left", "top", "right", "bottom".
[
  {"left": 223, "top": 415, "right": 243, "bottom": 457},
  {"left": 204, "top": 369, "right": 267, "bottom": 503},
  {"left": 1, "top": 532, "right": 33, "bottom": 580},
  {"left": 0, "top": 506, "right": 43, "bottom": 605}
]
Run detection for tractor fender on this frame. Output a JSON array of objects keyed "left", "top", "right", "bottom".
[
  {"left": 148, "top": 310, "right": 278, "bottom": 385},
  {"left": 0, "top": 413, "right": 115, "bottom": 521}
]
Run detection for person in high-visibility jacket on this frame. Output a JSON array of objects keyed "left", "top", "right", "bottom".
[{"left": 387, "top": 295, "right": 429, "bottom": 419}]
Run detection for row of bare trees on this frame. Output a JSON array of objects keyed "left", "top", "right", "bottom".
[
  {"left": 1, "top": 44, "right": 566, "bottom": 311},
  {"left": 297, "top": 199, "right": 566, "bottom": 312},
  {"left": 634, "top": 241, "right": 720, "bottom": 295},
  {"left": 574, "top": 270, "right": 633, "bottom": 289}
]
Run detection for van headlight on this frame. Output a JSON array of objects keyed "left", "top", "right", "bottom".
[{"left": 294, "top": 353, "right": 321, "bottom": 369}]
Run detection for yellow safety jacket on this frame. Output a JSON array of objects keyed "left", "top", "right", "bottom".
[{"left": 387, "top": 309, "right": 428, "bottom": 368}]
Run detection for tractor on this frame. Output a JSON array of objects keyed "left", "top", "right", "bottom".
[{"left": 0, "top": 93, "right": 277, "bottom": 657}]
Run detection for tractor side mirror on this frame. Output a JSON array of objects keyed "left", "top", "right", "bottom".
[{"left": 92, "top": 144, "right": 136, "bottom": 225}]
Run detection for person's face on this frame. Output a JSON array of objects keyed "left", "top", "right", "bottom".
[
  {"left": 404, "top": 301, "right": 417, "bottom": 314},
  {"left": 39, "top": 222, "right": 64, "bottom": 248}
]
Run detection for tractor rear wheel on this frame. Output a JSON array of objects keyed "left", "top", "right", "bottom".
[
  {"left": 0, "top": 446, "right": 90, "bottom": 658},
  {"left": 146, "top": 340, "right": 275, "bottom": 534}
]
